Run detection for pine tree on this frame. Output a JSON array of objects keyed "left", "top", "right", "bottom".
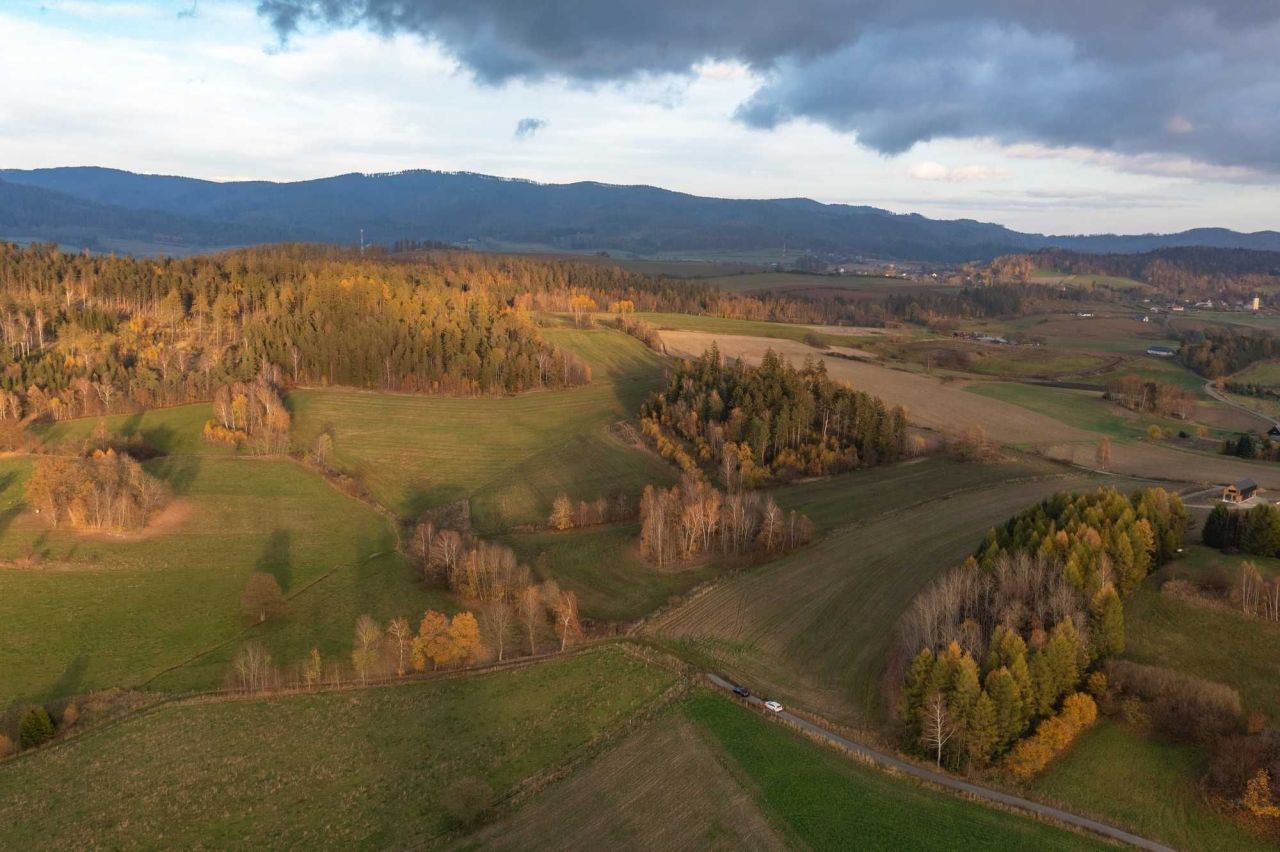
[
  {"left": 948, "top": 651, "right": 982, "bottom": 743},
  {"left": 902, "top": 648, "right": 936, "bottom": 739},
  {"left": 1044, "top": 619, "right": 1084, "bottom": 704},
  {"left": 985, "top": 667, "right": 1025, "bottom": 746},
  {"left": 966, "top": 691, "right": 1000, "bottom": 767},
  {"left": 19, "top": 706, "right": 55, "bottom": 749},
  {"left": 1089, "top": 585, "right": 1125, "bottom": 658}
]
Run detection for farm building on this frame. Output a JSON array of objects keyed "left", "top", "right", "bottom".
[
  {"left": 1146, "top": 346, "right": 1176, "bottom": 358},
  {"left": 1222, "top": 478, "right": 1258, "bottom": 504}
]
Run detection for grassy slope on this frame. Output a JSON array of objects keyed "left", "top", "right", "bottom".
[
  {"left": 0, "top": 448, "right": 446, "bottom": 701},
  {"left": 1232, "top": 359, "right": 1280, "bottom": 388},
  {"left": 467, "top": 706, "right": 788, "bottom": 851},
  {"left": 1035, "top": 547, "right": 1280, "bottom": 852},
  {"left": 502, "top": 522, "right": 717, "bottom": 623},
  {"left": 966, "top": 383, "right": 1144, "bottom": 439},
  {"left": 289, "top": 327, "right": 676, "bottom": 531},
  {"left": 1125, "top": 587, "right": 1280, "bottom": 715},
  {"left": 0, "top": 648, "right": 675, "bottom": 849},
  {"left": 1034, "top": 722, "right": 1269, "bottom": 852},
  {"left": 653, "top": 459, "right": 1096, "bottom": 723},
  {"left": 688, "top": 692, "right": 1103, "bottom": 851}
]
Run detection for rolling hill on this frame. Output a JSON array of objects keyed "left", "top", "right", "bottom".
[{"left": 2, "top": 166, "right": 1278, "bottom": 261}]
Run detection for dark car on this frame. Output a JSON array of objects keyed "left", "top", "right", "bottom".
[{"left": 732, "top": 686, "right": 750, "bottom": 698}]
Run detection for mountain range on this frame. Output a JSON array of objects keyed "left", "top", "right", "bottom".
[{"left": 1, "top": 166, "right": 1277, "bottom": 262}]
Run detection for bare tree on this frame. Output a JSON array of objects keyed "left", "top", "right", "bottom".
[
  {"left": 352, "top": 614, "right": 383, "bottom": 685},
  {"left": 481, "top": 600, "right": 515, "bottom": 661},
  {"left": 519, "top": 584, "right": 543, "bottom": 655},
  {"left": 920, "top": 692, "right": 956, "bottom": 768},
  {"left": 387, "top": 617, "right": 412, "bottom": 675}
]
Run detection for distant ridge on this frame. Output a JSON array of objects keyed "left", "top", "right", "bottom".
[{"left": 1, "top": 166, "right": 1277, "bottom": 261}]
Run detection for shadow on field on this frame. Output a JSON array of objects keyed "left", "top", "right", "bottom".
[
  {"left": 402, "top": 482, "right": 467, "bottom": 520},
  {"left": 4, "top": 653, "right": 90, "bottom": 712},
  {"left": 256, "top": 529, "right": 293, "bottom": 592},
  {"left": 148, "top": 453, "right": 201, "bottom": 495}
]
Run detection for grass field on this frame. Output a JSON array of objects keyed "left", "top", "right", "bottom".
[
  {"left": 290, "top": 327, "right": 677, "bottom": 530},
  {"left": 688, "top": 692, "right": 1104, "bottom": 850},
  {"left": 503, "top": 523, "right": 717, "bottom": 623},
  {"left": 1034, "top": 722, "right": 1269, "bottom": 852},
  {"left": 32, "top": 401, "right": 225, "bottom": 456},
  {"left": 469, "top": 706, "right": 787, "bottom": 850},
  {"left": 1125, "top": 586, "right": 1280, "bottom": 715},
  {"left": 652, "top": 462, "right": 1097, "bottom": 723},
  {"left": 706, "top": 272, "right": 950, "bottom": 297},
  {"left": 966, "top": 383, "right": 1147, "bottom": 439},
  {"left": 878, "top": 339, "right": 1113, "bottom": 379},
  {"left": 0, "top": 648, "right": 676, "bottom": 849},
  {"left": 1029, "top": 272, "right": 1151, "bottom": 292},
  {"left": 1232, "top": 359, "right": 1280, "bottom": 387},
  {"left": 0, "top": 451, "right": 446, "bottom": 701},
  {"left": 629, "top": 312, "right": 885, "bottom": 348}
]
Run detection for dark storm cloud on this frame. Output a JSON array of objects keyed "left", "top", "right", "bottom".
[
  {"left": 257, "top": 1, "right": 1280, "bottom": 173},
  {"left": 514, "top": 116, "right": 547, "bottom": 139}
]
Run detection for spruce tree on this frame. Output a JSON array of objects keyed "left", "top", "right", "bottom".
[{"left": 19, "top": 706, "right": 54, "bottom": 749}]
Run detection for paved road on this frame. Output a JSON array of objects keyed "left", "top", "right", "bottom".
[
  {"left": 1204, "top": 379, "right": 1276, "bottom": 430},
  {"left": 705, "top": 673, "right": 1175, "bottom": 851}
]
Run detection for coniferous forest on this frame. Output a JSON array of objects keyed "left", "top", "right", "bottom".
[{"left": 640, "top": 345, "right": 908, "bottom": 484}]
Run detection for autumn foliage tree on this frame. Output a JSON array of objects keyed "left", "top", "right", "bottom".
[
  {"left": 896, "top": 487, "right": 1186, "bottom": 772},
  {"left": 26, "top": 450, "right": 169, "bottom": 532},
  {"left": 639, "top": 475, "right": 812, "bottom": 567}
]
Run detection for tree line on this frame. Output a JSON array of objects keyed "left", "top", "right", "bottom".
[
  {"left": 991, "top": 247, "right": 1280, "bottom": 300},
  {"left": 895, "top": 487, "right": 1188, "bottom": 774},
  {"left": 1179, "top": 326, "right": 1280, "bottom": 379},
  {"left": 640, "top": 346, "right": 907, "bottom": 485}
]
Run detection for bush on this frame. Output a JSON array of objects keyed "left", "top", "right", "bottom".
[
  {"left": 443, "top": 776, "right": 494, "bottom": 827},
  {"left": 0, "top": 734, "right": 15, "bottom": 759},
  {"left": 1106, "top": 660, "right": 1242, "bottom": 743},
  {"left": 19, "top": 706, "right": 55, "bottom": 749}
]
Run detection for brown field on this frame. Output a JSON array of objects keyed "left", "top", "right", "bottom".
[
  {"left": 660, "top": 330, "right": 1280, "bottom": 488},
  {"left": 650, "top": 469, "right": 1117, "bottom": 724},
  {"left": 660, "top": 330, "right": 1088, "bottom": 445},
  {"left": 466, "top": 714, "right": 786, "bottom": 851}
]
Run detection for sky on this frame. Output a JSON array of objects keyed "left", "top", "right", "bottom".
[{"left": 0, "top": 0, "right": 1276, "bottom": 235}]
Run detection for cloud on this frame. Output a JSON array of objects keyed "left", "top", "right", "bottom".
[
  {"left": 908, "top": 162, "right": 1008, "bottom": 183},
  {"left": 513, "top": 116, "right": 547, "bottom": 139},
  {"left": 255, "top": 1, "right": 1280, "bottom": 174}
]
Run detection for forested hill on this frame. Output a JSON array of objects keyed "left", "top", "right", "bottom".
[{"left": 2, "top": 167, "right": 1279, "bottom": 261}]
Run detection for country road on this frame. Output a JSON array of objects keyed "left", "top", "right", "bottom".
[
  {"left": 1204, "top": 380, "right": 1276, "bottom": 430},
  {"left": 705, "top": 673, "right": 1175, "bottom": 852}
]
